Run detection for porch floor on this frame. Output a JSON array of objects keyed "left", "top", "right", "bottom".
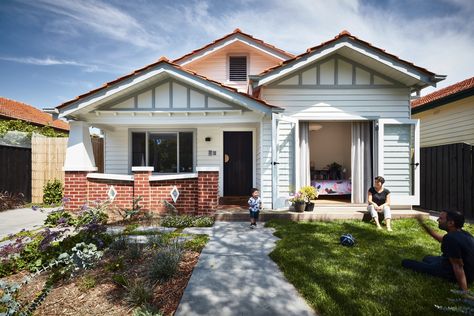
[{"left": 215, "top": 205, "right": 428, "bottom": 222}]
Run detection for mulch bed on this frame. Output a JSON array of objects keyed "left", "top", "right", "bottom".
[{"left": 2, "top": 249, "right": 200, "bottom": 315}]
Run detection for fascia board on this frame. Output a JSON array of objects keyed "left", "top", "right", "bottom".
[
  {"left": 178, "top": 35, "right": 288, "bottom": 66},
  {"left": 59, "top": 64, "right": 273, "bottom": 118},
  {"left": 256, "top": 40, "right": 434, "bottom": 87}
]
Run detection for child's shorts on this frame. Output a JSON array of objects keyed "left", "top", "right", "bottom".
[{"left": 249, "top": 210, "right": 259, "bottom": 219}]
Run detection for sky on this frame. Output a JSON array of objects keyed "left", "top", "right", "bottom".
[{"left": 0, "top": 0, "right": 473, "bottom": 109}]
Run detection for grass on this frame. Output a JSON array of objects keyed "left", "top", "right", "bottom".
[{"left": 266, "top": 218, "right": 474, "bottom": 316}]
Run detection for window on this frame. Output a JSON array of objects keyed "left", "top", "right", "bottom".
[
  {"left": 229, "top": 56, "right": 247, "bottom": 81},
  {"left": 131, "top": 131, "right": 194, "bottom": 173}
]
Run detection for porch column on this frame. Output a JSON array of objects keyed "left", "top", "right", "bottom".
[
  {"left": 196, "top": 166, "right": 219, "bottom": 215},
  {"left": 132, "top": 166, "right": 153, "bottom": 211},
  {"left": 63, "top": 121, "right": 96, "bottom": 211}
]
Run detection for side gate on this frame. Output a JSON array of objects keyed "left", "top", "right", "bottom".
[{"left": 0, "top": 145, "right": 32, "bottom": 202}]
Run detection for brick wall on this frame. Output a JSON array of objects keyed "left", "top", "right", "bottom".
[{"left": 63, "top": 169, "right": 218, "bottom": 216}]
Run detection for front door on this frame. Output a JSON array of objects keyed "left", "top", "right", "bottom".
[
  {"left": 223, "top": 132, "right": 253, "bottom": 196},
  {"left": 377, "top": 119, "right": 420, "bottom": 205}
]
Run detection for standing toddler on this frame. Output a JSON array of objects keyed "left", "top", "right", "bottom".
[{"left": 248, "top": 188, "right": 262, "bottom": 228}]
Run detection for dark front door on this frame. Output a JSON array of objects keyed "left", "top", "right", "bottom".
[{"left": 224, "top": 132, "right": 252, "bottom": 196}]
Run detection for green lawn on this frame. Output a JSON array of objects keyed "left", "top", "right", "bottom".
[{"left": 266, "top": 218, "right": 474, "bottom": 316}]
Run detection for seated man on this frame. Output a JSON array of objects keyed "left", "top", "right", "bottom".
[{"left": 402, "top": 211, "right": 474, "bottom": 292}]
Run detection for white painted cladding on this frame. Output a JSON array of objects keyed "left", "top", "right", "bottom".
[
  {"left": 413, "top": 96, "right": 474, "bottom": 147},
  {"left": 261, "top": 88, "right": 410, "bottom": 120},
  {"left": 104, "top": 128, "right": 128, "bottom": 174},
  {"left": 259, "top": 118, "right": 273, "bottom": 207}
]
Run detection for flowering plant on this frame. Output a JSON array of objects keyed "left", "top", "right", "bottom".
[{"left": 288, "top": 191, "right": 306, "bottom": 203}]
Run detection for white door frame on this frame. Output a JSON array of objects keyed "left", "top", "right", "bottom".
[
  {"left": 377, "top": 118, "right": 420, "bottom": 205},
  {"left": 271, "top": 113, "right": 299, "bottom": 209}
]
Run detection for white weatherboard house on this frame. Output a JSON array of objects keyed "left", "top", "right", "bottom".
[{"left": 52, "top": 29, "right": 445, "bottom": 212}]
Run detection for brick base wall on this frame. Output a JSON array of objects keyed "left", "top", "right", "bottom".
[{"left": 64, "top": 170, "right": 218, "bottom": 217}]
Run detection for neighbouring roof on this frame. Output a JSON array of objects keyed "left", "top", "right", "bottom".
[
  {"left": 411, "top": 76, "right": 474, "bottom": 112},
  {"left": 56, "top": 57, "right": 281, "bottom": 111},
  {"left": 0, "top": 97, "right": 69, "bottom": 131},
  {"left": 253, "top": 30, "right": 442, "bottom": 87},
  {"left": 172, "top": 28, "right": 295, "bottom": 64}
]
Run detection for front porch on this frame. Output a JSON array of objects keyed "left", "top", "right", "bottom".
[{"left": 214, "top": 205, "right": 427, "bottom": 222}]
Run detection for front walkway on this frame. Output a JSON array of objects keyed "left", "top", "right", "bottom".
[
  {"left": 176, "top": 222, "right": 316, "bottom": 316},
  {"left": 0, "top": 207, "right": 50, "bottom": 239}
]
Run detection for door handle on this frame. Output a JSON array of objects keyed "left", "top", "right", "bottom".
[
  {"left": 410, "top": 162, "right": 420, "bottom": 167},
  {"left": 272, "top": 161, "right": 280, "bottom": 165}
]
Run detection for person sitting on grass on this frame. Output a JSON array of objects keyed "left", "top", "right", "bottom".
[
  {"left": 248, "top": 188, "right": 262, "bottom": 229},
  {"left": 367, "top": 176, "right": 392, "bottom": 231},
  {"left": 402, "top": 211, "right": 474, "bottom": 292}
]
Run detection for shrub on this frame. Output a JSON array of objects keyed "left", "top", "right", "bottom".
[
  {"left": 43, "top": 179, "right": 63, "bottom": 205},
  {"left": 109, "top": 236, "right": 128, "bottom": 252},
  {"left": 148, "top": 242, "right": 183, "bottom": 283},
  {"left": 299, "top": 185, "right": 319, "bottom": 200},
  {"left": 125, "top": 280, "right": 153, "bottom": 307},
  {"left": 75, "top": 201, "right": 109, "bottom": 227},
  {"left": 44, "top": 209, "right": 75, "bottom": 227},
  {"left": 132, "top": 305, "right": 163, "bottom": 316},
  {"left": 0, "top": 191, "right": 25, "bottom": 211},
  {"left": 183, "top": 234, "right": 209, "bottom": 252},
  {"left": 78, "top": 274, "right": 96, "bottom": 292},
  {"left": 160, "top": 215, "right": 214, "bottom": 228},
  {"left": 126, "top": 242, "right": 143, "bottom": 260}
]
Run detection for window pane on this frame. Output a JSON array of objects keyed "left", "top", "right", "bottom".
[
  {"left": 179, "top": 132, "right": 193, "bottom": 172},
  {"left": 132, "top": 132, "right": 146, "bottom": 166},
  {"left": 149, "top": 133, "right": 177, "bottom": 173}
]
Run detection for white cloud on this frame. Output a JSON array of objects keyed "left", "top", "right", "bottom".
[{"left": 0, "top": 56, "right": 101, "bottom": 72}]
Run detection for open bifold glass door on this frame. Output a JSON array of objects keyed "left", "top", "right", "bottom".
[
  {"left": 272, "top": 113, "right": 298, "bottom": 209},
  {"left": 377, "top": 119, "right": 420, "bottom": 205}
]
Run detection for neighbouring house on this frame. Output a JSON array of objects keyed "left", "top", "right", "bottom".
[
  {"left": 411, "top": 76, "right": 474, "bottom": 217},
  {"left": 50, "top": 29, "right": 445, "bottom": 214},
  {"left": 0, "top": 97, "right": 69, "bottom": 133},
  {"left": 412, "top": 76, "right": 474, "bottom": 147}
]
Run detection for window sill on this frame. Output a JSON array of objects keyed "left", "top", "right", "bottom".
[
  {"left": 149, "top": 173, "right": 198, "bottom": 181},
  {"left": 87, "top": 173, "right": 134, "bottom": 181}
]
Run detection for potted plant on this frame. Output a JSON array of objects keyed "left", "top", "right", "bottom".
[
  {"left": 300, "top": 185, "right": 318, "bottom": 212},
  {"left": 289, "top": 191, "right": 306, "bottom": 212}
]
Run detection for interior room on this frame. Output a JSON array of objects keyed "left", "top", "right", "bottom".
[{"left": 308, "top": 122, "right": 352, "bottom": 203}]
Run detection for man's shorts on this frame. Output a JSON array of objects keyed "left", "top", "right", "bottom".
[{"left": 249, "top": 210, "right": 260, "bottom": 219}]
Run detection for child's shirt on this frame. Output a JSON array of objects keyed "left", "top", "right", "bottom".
[{"left": 248, "top": 196, "right": 261, "bottom": 212}]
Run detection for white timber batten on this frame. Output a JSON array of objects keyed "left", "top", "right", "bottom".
[
  {"left": 177, "top": 36, "right": 289, "bottom": 66},
  {"left": 87, "top": 173, "right": 133, "bottom": 181},
  {"left": 196, "top": 166, "right": 219, "bottom": 172},
  {"left": 93, "top": 109, "right": 243, "bottom": 116},
  {"left": 255, "top": 42, "right": 428, "bottom": 87},
  {"left": 149, "top": 173, "right": 198, "bottom": 181},
  {"left": 63, "top": 121, "right": 97, "bottom": 171}
]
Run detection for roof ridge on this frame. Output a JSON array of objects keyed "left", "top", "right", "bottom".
[
  {"left": 256, "top": 30, "right": 435, "bottom": 79},
  {"left": 411, "top": 76, "right": 474, "bottom": 108},
  {"left": 172, "top": 28, "right": 295, "bottom": 64}
]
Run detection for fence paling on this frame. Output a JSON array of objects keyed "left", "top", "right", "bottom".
[
  {"left": 420, "top": 143, "right": 473, "bottom": 219},
  {"left": 31, "top": 135, "right": 68, "bottom": 203}
]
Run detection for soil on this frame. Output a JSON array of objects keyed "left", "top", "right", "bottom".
[{"left": 2, "top": 249, "right": 200, "bottom": 315}]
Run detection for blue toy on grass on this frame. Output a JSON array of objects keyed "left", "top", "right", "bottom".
[{"left": 340, "top": 233, "right": 356, "bottom": 247}]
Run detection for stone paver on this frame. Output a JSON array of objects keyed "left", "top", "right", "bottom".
[{"left": 177, "top": 222, "right": 316, "bottom": 316}]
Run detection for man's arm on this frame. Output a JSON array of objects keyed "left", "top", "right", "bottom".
[
  {"left": 415, "top": 215, "right": 443, "bottom": 242},
  {"left": 368, "top": 192, "right": 379, "bottom": 209},
  {"left": 381, "top": 193, "right": 391, "bottom": 208},
  {"left": 449, "top": 257, "right": 468, "bottom": 291}
]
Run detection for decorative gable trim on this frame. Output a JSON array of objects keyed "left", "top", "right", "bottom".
[
  {"left": 267, "top": 54, "right": 403, "bottom": 89},
  {"left": 252, "top": 31, "right": 445, "bottom": 90}
]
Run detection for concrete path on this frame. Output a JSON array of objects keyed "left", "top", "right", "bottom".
[
  {"left": 0, "top": 207, "right": 51, "bottom": 239},
  {"left": 176, "top": 222, "right": 316, "bottom": 316}
]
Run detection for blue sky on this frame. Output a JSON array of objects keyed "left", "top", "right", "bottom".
[{"left": 0, "top": 0, "right": 473, "bottom": 109}]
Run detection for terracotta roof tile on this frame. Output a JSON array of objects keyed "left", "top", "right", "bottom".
[
  {"left": 256, "top": 30, "right": 436, "bottom": 79},
  {"left": 56, "top": 59, "right": 281, "bottom": 111},
  {"left": 172, "top": 28, "right": 295, "bottom": 64},
  {"left": 0, "top": 97, "right": 69, "bottom": 131},
  {"left": 411, "top": 76, "right": 474, "bottom": 109}
]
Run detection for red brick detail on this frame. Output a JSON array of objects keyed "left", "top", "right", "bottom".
[
  {"left": 64, "top": 171, "right": 88, "bottom": 211},
  {"left": 132, "top": 170, "right": 151, "bottom": 211},
  {"left": 150, "top": 179, "right": 198, "bottom": 215},
  {"left": 197, "top": 171, "right": 219, "bottom": 215}
]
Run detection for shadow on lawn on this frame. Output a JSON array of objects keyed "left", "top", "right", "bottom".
[{"left": 267, "top": 219, "right": 446, "bottom": 315}]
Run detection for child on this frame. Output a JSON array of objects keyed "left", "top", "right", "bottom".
[{"left": 248, "top": 188, "right": 262, "bottom": 229}]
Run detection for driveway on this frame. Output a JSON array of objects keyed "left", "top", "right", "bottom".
[{"left": 0, "top": 207, "right": 51, "bottom": 239}]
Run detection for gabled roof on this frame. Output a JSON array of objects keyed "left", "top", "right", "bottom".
[
  {"left": 411, "top": 76, "right": 474, "bottom": 113},
  {"left": 0, "top": 97, "right": 69, "bottom": 131},
  {"left": 172, "top": 28, "right": 295, "bottom": 65},
  {"left": 251, "top": 30, "right": 445, "bottom": 89},
  {"left": 56, "top": 57, "right": 281, "bottom": 114}
]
